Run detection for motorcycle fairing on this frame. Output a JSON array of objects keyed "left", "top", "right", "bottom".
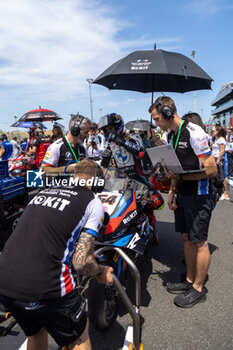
[
  {"left": 97, "top": 192, "right": 122, "bottom": 216},
  {"left": 112, "top": 234, "right": 132, "bottom": 246},
  {"left": 137, "top": 216, "right": 150, "bottom": 242},
  {"left": 110, "top": 190, "right": 133, "bottom": 218},
  {"left": 95, "top": 231, "right": 146, "bottom": 255},
  {"left": 105, "top": 192, "right": 137, "bottom": 235},
  {"left": 125, "top": 231, "right": 146, "bottom": 255}
]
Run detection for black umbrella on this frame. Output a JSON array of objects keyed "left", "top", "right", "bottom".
[
  {"left": 20, "top": 108, "right": 62, "bottom": 122},
  {"left": 93, "top": 49, "right": 213, "bottom": 95},
  {"left": 125, "top": 120, "right": 155, "bottom": 131}
]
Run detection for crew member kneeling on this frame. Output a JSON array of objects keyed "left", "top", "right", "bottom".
[{"left": 0, "top": 159, "right": 113, "bottom": 350}]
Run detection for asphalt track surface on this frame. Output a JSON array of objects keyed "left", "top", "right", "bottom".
[{"left": 1, "top": 194, "right": 233, "bottom": 349}]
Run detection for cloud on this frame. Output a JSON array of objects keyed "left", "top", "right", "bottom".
[
  {"left": 108, "top": 101, "right": 119, "bottom": 107},
  {"left": 119, "top": 36, "right": 183, "bottom": 51},
  {"left": 183, "top": 0, "right": 233, "bottom": 17},
  {"left": 0, "top": 0, "right": 126, "bottom": 101},
  {"left": 0, "top": 0, "right": 182, "bottom": 129}
]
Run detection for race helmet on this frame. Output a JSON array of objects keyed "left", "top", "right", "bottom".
[{"left": 98, "top": 113, "right": 124, "bottom": 136}]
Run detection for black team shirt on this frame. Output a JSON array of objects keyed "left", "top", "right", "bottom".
[{"left": 0, "top": 186, "right": 104, "bottom": 301}]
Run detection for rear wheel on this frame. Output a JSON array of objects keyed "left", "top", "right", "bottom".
[{"left": 87, "top": 279, "right": 119, "bottom": 331}]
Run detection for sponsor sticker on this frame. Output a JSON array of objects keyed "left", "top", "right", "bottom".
[{"left": 201, "top": 140, "right": 208, "bottom": 147}]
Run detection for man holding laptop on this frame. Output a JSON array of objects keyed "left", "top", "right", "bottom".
[{"left": 149, "top": 96, "right": 217, "bottom": 308}]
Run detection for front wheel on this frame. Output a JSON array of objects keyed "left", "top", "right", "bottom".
[
  {"left": 87, "top": 279, "right": 119, "bottom": 331},
  {"left": 151, "top": 222, "right": 159, "bottom": 245}
]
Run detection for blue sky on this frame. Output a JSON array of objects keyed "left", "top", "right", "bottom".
[{"left": 0, "top": 0, "right": 232, "bottom": 131}]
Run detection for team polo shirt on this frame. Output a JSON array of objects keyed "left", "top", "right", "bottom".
[
  {"left": 20, "top": 141, "right": 28, "bottom": 152},
  {"left": 167, "top": 120, "right": 212, "bottom": 195},
  {"left": 0, "top": 186, "right": 104, "bottom": 301},
  {"left": 0, "top": 140, "right": 13, "bottom": 160},
  {"left": 42, "top": 136, "right": 86, "bottom": 167},
  {"left": 34, "top": 134, "right": 52, "bottom": 167}
]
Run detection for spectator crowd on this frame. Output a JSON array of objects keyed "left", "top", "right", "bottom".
[{"left": 1, "top": 114, "right": 233, "bottom": 201}]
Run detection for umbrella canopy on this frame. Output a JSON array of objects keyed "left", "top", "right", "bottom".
[
  {"left": 20, "top": 108, "right": 62, "bottom": 122},
  {"left": 11, "top": 120, "right": 47, "bottom": 129},
  {"left": 125, "top": 119, "right": 155, "bottom": 131},
  {"left": 93, "top": 49, "right": 213, "bottom": 93}
]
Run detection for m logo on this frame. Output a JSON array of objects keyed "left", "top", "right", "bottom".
[
  {"left": 127, "top": 232, "right": 140, "bottom": 249},
  {"left": 26, "top": 169, "right": 44, "bottom": 188}
]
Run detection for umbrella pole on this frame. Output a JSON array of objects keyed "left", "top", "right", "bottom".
[
  {"left": 150, "top": 91, "right": 154, "bottom": 123},
  {"left": 150, "top": 66, "right": 155, "bottom": 123}
]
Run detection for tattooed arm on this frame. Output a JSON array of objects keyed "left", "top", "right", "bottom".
[
  {"left": 72, "top": 231, "right": 105, "bottom": 277},
  {"left": 72, "top": 231, "right": 113, "bottom": 285}
]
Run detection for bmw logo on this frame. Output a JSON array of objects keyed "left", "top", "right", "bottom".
[{"left": 65, "top": 152, "right": 72, "bottom": 159}]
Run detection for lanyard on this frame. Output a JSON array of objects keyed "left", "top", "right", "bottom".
[
  {"left": 170, "top": 120, "right": 184, "bottom": 151},
  {"left": 65, "top": 135, "right": 80, "bottom": 163}
]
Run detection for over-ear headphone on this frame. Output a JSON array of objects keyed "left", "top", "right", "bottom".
[
  {"left": 70, "top": 115, "right": 84, "bottom": 137},
  {"left": 154, "top": 98, "right": 174, "bottom": 120},
  {"left": 91, "top": 163, "right": 105, "bottom": 193}
]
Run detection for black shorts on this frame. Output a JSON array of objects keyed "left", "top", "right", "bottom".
[
  {"left": 174, "top": 193, "right": 213, "bottom": 242},
  {"left": 0, "top": 289, "right": 87, "bottom": 347},
  {"left": 215, "top": 158, "right": 225, "bottom": 181}
]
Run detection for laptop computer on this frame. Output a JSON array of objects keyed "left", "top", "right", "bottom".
[{"left": 146, "top": 144, "right": 205, "bottom": 174}]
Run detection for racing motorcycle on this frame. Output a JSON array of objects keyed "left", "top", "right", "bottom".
[
  {"left": 9, "top": 154, "right": 35, "bottom": 178},
  {"left": 87, "top": 168, "right": 158, "bottom": 331}
]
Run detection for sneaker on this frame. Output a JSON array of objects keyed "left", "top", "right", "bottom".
[
  {"left": 219, "top": 194, "right": 224, "bottom": 201},
  {"left": 174, "top": 286, "right": 207, "bottom": 308},
  {"left": 167, "top": 280, "right": 192, "bottom": 294},
  {"left": 219, "top": 194, "right": 230, "bottom": 200}
]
